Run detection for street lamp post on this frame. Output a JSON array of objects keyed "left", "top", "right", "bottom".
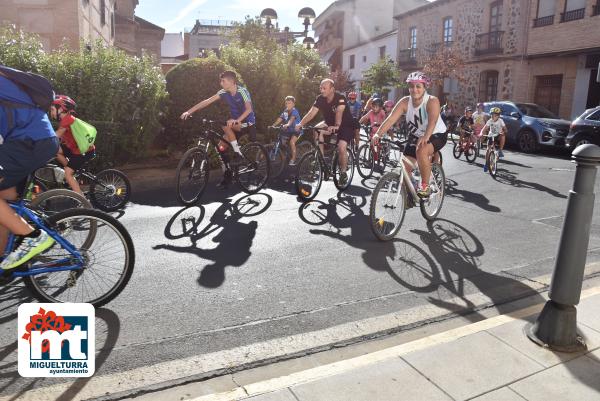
[{"left": 260, "top": 7, "right": 316, "bottom": 49}]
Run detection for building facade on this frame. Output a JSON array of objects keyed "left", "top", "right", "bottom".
[
  {"left": 114, "top": 0, "right": 164, "bottom": 60},
  {"left": 0, "top": 0, "right": 116, "bottom": 51},
  {"left": 395, "top": 0, "right": 600, "bottom": 119},
  {"left": 187, "top": 19, "right": 234, "bottom": 59}
]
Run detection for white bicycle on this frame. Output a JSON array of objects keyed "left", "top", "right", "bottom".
[{"left": 369, "top": 137, "right": 446, "bottom": 241}]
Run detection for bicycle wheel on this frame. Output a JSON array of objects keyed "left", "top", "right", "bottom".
[
  {"left": 23, "top": 208, "right": 135, "bottom": 307},
  {"left": 420, "top": 162, "right": 445, "bottom": 221},
  {"left": 295, "top": 151, "right": 322, "bottom": 201},
  {"left": 89, "top": 169, "right": 131, "bottom": 212},
  {"left": 296, "top": 139, "right": 314, "bottom": 159},
  {"left": 465, "top": 144, "right": 477, "bottom": 163},
  {"left": 333, "top": 147, "right": 355, "bottom": 191},
  {"left": 370, "top": 171, "right": 407, "bottom": 241},
  {"left": 356, "top": 144, "right": 374, "bottom": 179},
  {"left": 30, "top": 189, "right": 96, "bottom": 249},
  {"left": 176, "top": 147, "right": 210, "bottom": 206},
  {"left": 235, "top": 142, "right": 270, "bottom": 194},
  {"left": 452, "top": 143, "right": 462, "bottom": 159},
  {"left": 489, "top": 151, "right": 498, "bottom": 178},
  {"left": 265, "top": 143, "right": 286, "bottom": 179}
]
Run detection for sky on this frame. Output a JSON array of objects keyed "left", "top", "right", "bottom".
[{"left": 135, "top": 0, "right": 332, "bottom": 34}]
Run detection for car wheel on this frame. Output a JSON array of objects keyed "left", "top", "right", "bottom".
[
  {"left": 517, "top": 129, "right": 538, "bottom": 153},
  {"left": 572, "top": 136, "right": 593, "bottom": 150}
]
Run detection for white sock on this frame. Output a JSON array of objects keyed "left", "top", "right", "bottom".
[{"left": 231, "top": 140, "right": 242, "bottom": 154}]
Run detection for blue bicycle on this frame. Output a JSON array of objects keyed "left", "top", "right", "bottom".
[
  {"left": 266, "top": 126, "right": 315, "bottom": 179},
  {"left": 1, "top": 181, "right": 135, "bottom": 307}
]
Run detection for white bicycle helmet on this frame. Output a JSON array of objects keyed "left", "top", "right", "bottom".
[{"left": 405, "top": 71, "right": 430, "bottom": 86}]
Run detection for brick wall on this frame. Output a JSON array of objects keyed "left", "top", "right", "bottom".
[{"left": 528, "top": 0, "right": 600, "bottom": 55}]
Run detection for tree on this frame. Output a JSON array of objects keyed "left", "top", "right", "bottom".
[
  {"left": 422, "top": 46, "right": 466, "bottom": 86},
  {"left": 361, "top": 56, "right": 402, "bottom": 97},
  {"left": 329, "top": 70, "right": 354, "bottom": 93}
]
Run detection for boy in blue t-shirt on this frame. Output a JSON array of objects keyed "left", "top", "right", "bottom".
[{"left": 271, "top": 96, "right": 301, "bottom": 165}]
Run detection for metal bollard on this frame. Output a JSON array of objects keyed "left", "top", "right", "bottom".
[{"left": 526, "top": 144, "right": 600, "bottom": 352}]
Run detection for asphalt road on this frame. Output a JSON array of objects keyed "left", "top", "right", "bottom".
[{"left": 2, "top": 144, "right": 600, "bottom": 396}]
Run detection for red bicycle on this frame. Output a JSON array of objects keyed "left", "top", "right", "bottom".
[{"left": 452, "top": 128, "right": 478, "bottom": 163}]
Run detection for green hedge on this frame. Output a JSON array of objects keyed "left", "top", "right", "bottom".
[{"left": 0, "top": 25, "right": 167, "bottom": 168}]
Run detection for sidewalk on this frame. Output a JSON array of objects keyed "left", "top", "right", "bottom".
[{"left": 131, "top": 286, "right": 600, "bottom": 401}]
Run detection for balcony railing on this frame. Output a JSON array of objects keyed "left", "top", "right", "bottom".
[
  {"left": 398, "top": 48, "right": 417, "bottom": 65},
  {"left": 560, "top": 8, "right": 585, "bottom": 22},
  {"left": 532, "top": 15, "right": 554, "bottom": 27},
  {"left": 474, "top": 31, "right": 504, "bottom": 56},
  {"left": 428, "top": 41, "right": 453, "bottom": 52},
  {"left": 593, "top": 1, "right": 600, "bottom": 16}
]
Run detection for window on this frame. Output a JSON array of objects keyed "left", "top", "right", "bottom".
[
  {"left": 565, "top": 0, "right": 585, "bottom": 11},
  {"left": 561, "top": 0, "right": 586, "bottom": 21},
  {"left": 82, "top": 0, "right": 89, "bottom": 5},
  {"left": 100, "top": 0, "right": 106, "bottom": 26},
  {"left": 587, "top": 110, "right": 600, "bottom": 121},
  {"left": 443, "top": 17, "right": 453, "bottom": 43},
  {"left": 409, "top": 27, "right": 417, "bottom": 58},
  {"left": 537, "top": 0, "right": 556, "bottom": 17},
  {"left": 533, "top": 0, "right": 556, "bottom": 26},
  {"left": 379, "top": 46, "right": 386, "bottom": 60},
  {"left": 479, "top": 70, "right": 499, "bottom": 101},
  {"left": 534, "top": 75, "right": 562, "bottom": 115},
  {"left": 111, "top": 12, "right": 115, "bottom": 38},
  {"left": 349, "top": 54, "right": 355, "bottom": 69},
  {"left": 489, "top": 1, "right": 503, "bottom": 32},
  {"left": 363, "top": 55, "right": 367, "bottom": 62}
]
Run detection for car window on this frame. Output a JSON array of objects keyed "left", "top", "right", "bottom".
[
  {"left": 586, "top": 110, "right": 600, "bottom": 121},
  {"left": 516, "top": 103, "right": 559, "bottom": 119},
  {"left": 500, "top": 104, "right": 518, "bottom": 116}
]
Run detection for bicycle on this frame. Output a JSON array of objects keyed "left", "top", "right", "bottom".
[
  {"left": 356, "top": 124, "right": 394, "bottom": 179},
  {"left": 265, "top": 126, "right": 314, "bottom": 179},
  {"left": 452, "top": 128, "right": 478, "bottom": 163},
  {"left": 34, "top": 159, "right": 131, "bottom": 212},
  {"left": 1, "top": 176, "right": 135, "bottom": 307},
  {"left": 176, "top": 118, "right": 270, "bottom": 206},
  {"left": 294, "top": 126, "right": 355, "bottom": 202},
  {"left": 369, "top": 137, "right": 446, "bottom": 241},
  {"left": 484, "top": 134, "right": 501, "bottom": 178}
]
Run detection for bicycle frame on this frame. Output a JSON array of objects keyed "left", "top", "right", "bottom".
[{"left": 2, "top": 200, "right": 84, "bottom": 278}]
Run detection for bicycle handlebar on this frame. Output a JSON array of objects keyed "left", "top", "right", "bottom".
[{"left": 185, "top": 115, "right": 250, "bottom": 128}]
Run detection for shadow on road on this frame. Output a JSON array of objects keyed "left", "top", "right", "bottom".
[
  {"left": 446, "top": 178, "right": 501, "bottom": 213},
  {"left": 494, "top": 170, "right": 567, "bottom": 199},
  {"left": 154, "top": 194, "right": 272, "bottom": 288}
]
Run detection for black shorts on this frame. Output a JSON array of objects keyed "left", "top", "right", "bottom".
[
  {"left": 318, "top": 126, "right": 355, "bottom": 146},
  {"left": 0, "top": 137, "right": 59, "bottom": 191},
  {"left": 61, "top": 144, "right": 96, "bottom": 171},
  {"left": 403, "top": 133, "right": 447, "bottom": 159}
]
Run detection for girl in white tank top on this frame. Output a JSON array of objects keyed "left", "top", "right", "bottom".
[{"left": 405, "top": 92, "right": 447, "bottom": 138}]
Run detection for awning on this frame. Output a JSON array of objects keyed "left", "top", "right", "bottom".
[{"left": 321, "top": 48, "right": 336, "bottom": 64}]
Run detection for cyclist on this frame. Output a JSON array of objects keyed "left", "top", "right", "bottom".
[
  {"left": 457, "top": 106, "right": 475, "bottom": 148},
  {"left": 271, "top": 96, "right": 301, "bottom": 166},
  {"left": 384, "top": 100, "right": 394, "bottom": 116},
  {"left": 295, "top": 78, "right": 355, "bottom": 186},
  {"left": 0, "top": 69, "right": 59, "bottom": 270},
  {"left": 472, "top": 102, "right": 489, "bottom": 138},
  {"left": 372, "top": 71, "right": 446, "bottom": 198},
  {"left": 481, "top": 106, "right": 507, "bottom": 172},
  {"left": 359, "top": 97, "right": 386, "bottom": 137},
  {"left": 180, "top": 70, "right": 257, "bottom": 189},
  {"left": 50, "top": 95, "right": 96, "bottom": 195},
  {"left": 347, "top": 91, "right": 362, "bottom": 151}
]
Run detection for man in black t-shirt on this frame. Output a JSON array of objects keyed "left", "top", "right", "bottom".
[{"left": 296, "top": 79, "right": 354, "bottom": 185}]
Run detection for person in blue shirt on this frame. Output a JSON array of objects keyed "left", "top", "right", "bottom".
[
  {"left": 0, "top": 70, "right": 59, "bottom": 270},
  {"left": 180, "top": 70, "right": 257, "bottom": 188},
  {"left": 347, "top": 92, "right": 362, "bottom": 151},
  {"left": 271, "top": 96, "right": 301, "bottom": 165}
]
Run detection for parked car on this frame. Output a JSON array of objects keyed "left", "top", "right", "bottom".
[
  {"left": 566, "top": 106, "right": 600, "bottom": 150},
  {"left": 482, "top": 101, "right": 571, "bottom": 153}
]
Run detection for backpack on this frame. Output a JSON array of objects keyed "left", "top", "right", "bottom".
[
  {"left": 0, "top": 65, "right": 55, "bottom": 133},
  {"left": 70, "top": 117, "right": 97, "bottom": 154}
]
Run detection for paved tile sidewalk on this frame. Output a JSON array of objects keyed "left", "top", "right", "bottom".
[{"left": 227, "top": 289, "right": 600, "bottom": 401}]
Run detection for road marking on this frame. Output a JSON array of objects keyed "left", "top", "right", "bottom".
[
  {"left": 5, "top": 266, "right": 600, "bottom": 401},
  {"left": 192, "top": 285, "right": 600, "bottom": 401}
]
